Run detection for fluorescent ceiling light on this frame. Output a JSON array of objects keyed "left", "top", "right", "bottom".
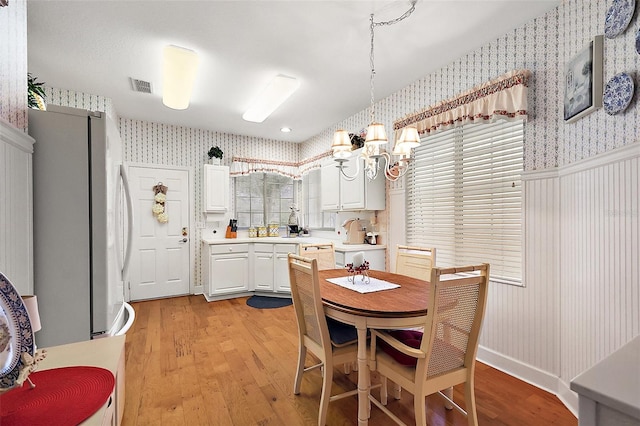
[
  {"left": 163, "top": 45, "right": 199, "bottom": 110},
  {"left": 242, "top": 74, "right": 300, "bottom": 123}
]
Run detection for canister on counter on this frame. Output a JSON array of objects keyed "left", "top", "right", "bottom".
[
  {"left": 248, "top": 227, "right": 257, "bottom": 238},
  {"left": 257, "top": 226, "right": 267, "bottom": 237},
  {"left": 267, "top": 223, "right": 279, "bottom": 237}
]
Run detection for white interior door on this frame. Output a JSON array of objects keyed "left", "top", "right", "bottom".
[{"left": 128, "top": 165, "right": 190, "bottom": 300}]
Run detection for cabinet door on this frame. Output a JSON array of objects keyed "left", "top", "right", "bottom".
[
  {"left": 209, "top": 253, "right": 249, "bottom": 295},
  {"left": 320, "top": 161, "right": 341, "bottom": 211},
  {"left": 253, "top": 251, "right": 274, "bottom": 291},
  {"left": 203, "top": 165, "right": 229, "bottom": 212},
  {"left": 274, "top": 244, "right": 297, "bottom": 292},
  {"left": 340, "top": 154, "right": 366, "bottom": 210}
]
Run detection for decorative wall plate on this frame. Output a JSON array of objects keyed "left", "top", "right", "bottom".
[
  {"left": 636, "top": 27, "right": 640, "bottom": 54},
  {"left": 604, "top": 0, "right": 636, "bottom": 38},
  {"left": 603, "top": 72, "right": 635, "bottom": 115},
  {"left": 0, "top": 273, "right": 34, "bottom": 390}
]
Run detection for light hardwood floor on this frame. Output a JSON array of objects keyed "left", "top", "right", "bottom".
[{"left": 123, "top": 295, "right": 577, "bottom": 425}]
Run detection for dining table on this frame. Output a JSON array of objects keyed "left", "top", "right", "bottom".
[{"left": 318, "top": 268, "right": 430, "bottom": 426}]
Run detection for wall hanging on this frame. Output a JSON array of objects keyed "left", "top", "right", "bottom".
[
  {"left": 604, "top": 0, "right": 635, "bottom": 38},
  {"left": 152, "top": 183, "right": 168, "bottom": 224},
  {"left": 564, "top": 35, "right": 604, "bottom": 123}
]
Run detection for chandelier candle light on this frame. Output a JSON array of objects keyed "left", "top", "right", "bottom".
[{"left": 331, "top": 1, "right": 420, "bottom": 182}]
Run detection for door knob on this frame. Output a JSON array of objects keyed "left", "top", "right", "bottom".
[{"left": 179, "top": 238, "right": 188, "bottom": 243}]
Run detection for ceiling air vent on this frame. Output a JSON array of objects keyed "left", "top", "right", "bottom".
[{"left": 130, "top": 78, "right": 153, "bottom": 94}]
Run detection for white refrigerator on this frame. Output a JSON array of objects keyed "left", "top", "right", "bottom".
[{"left": 29, "top": 105, "right": 134, "bottom": 348}]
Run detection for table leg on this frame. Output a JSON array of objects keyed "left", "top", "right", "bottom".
[{"left": 356, "top": 320, "right": 369, "bottom": 426}]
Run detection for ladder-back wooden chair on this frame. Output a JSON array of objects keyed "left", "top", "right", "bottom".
[
  {"left": 288, "top": 254, "right": 359, "bottom": 426},
  {"left": 395, "top": 245, "right": 436, "bottom": 281},
  {"left": 369, "top": 264, "right": 490, "bottom": 426},
  {"left": 299, "top": 242, "right": 336, "bottom": 270}
]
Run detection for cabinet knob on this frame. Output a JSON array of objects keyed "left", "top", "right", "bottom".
[{"left": 229, "top": 247, "right": 233, "bottom": 251}]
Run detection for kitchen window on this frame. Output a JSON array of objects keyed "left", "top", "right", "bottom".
[
  {"left": 235, "top": 173, "right": 295, "bottom": 228},
  {"left": 406, "top": 119, "right": 524, "bottom": 285},
  {"left": 302, "top": 168, "right": 335, "bottom": 229}
]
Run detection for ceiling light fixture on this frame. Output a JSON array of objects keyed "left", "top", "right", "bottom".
[
  {"left": 331, "top": 1, "right": 419, "bottom": 182},
  {"left": 162, "top": 45, "right": 199, "bottom": 110},
  {"left": 242, "top": 74, "right": 300, "bottom": 123},
  {"left": 280, "top": 127, "right": 292, "bottom": 133}
]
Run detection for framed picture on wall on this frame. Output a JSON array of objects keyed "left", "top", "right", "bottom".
[{"left": 564, "top": 35, "right": 604, "bottom": 123}]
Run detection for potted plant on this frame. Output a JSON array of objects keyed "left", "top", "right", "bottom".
[
  {"left": 207, "top": 146, "right": 223, "bottom": 165},
  {"left": 28, "top": 73, "right": 47, "bottom": 110}
]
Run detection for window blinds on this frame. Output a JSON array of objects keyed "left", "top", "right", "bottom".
[{"left": 406, "top": 120, "right": 524, "bottom": 285}]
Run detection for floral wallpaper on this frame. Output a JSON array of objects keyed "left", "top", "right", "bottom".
[
  {"left": 301, "top": 0, "right": 640, "bottom": 172},
  {"left": 0, "top": 0, "right": 28, "bottom": 130}
]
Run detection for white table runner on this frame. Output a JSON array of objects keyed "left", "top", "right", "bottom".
[{"left": 326, "top": 276, "right": 400, "bottom": 294}]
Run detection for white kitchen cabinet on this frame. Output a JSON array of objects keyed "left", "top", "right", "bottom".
[
  {"left": 253, "top": 244, "right": 275, "bottom": 291},
  {"left": 320, "top": 150, "right": 385, "bottom": 211},
  {"left": 203, "top": 164, "right": 229, "bottom": 213},
  {"left": 335, "top": 247, "right": 386, "bottom": 271},
  {"left": 252, "top": 243, "right": 297, "bottom": 293},
  {"left": 208, "top": 244, "right": 249, "bottom": 296},
  {"left": 275, "top": 245, "right": 296, "bottom": 292}
]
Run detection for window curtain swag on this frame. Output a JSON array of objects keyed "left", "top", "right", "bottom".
[
  {"left": 230, "top": 151, "right": 332, "bottom": 180},
  {"left": 393, "top": 69, "right": 531, "bottom": 138}
]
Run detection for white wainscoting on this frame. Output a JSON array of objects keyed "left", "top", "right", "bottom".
[
  {"left": 0, "top": 118, "right": 35, "bottom": 295},
  {"left": 478, "top": 142, "right": 639, "bottom": 418}
]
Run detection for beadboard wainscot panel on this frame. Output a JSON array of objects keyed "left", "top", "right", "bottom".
[
  {"left": 478, "top": 168, "right": 561, "bottom": 398},
  {"left": 0, "top": 117, "right": 35, "bottom": 295},
  {"left": 558, "top": 143, "right": 640, "bottom": 411},
  {"left": 0, "top": 0, "right": 28, "bottom": 130}
]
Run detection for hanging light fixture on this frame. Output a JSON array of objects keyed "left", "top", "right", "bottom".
[{"left": 331, "top": 1, "right": 419, "bottom": 182}]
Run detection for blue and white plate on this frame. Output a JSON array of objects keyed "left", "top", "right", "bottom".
[
  {"left": 604, "top": 0, "right": 636, "bottom": 38},
  {"left": 0, "top": 272, "right": 34, "bottom": 390},
  {"left": 636, "top": 27, "right": 640, "bottom": 54},
  {"left": 603, "top": 72, "right": 635, "bottom": 115}
]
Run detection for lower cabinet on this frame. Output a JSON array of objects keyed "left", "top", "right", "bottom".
[
  {"left": 208, "top": 244, "right": 250, "bottom": 296},
  {"left": 253, "top": 243, "right": 297, "bottom": 293}
]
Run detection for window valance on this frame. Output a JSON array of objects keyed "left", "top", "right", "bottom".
[
  {"left": 230, "top": 151, "right": 332, "bottom": 180},
  {"left": 393, "top": 69, "right": 531, "bottom": 137}
]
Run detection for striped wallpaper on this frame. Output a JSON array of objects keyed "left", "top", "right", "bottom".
[{"left": 0, "top": 0, "right": 28, "bottom": 130}]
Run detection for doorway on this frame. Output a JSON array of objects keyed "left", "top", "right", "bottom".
[{"left": 127, "top": 164, "right": 191, "bottom": 301}]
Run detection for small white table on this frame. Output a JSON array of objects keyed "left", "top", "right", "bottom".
[
  {"left": 38, "top": 335, "right": 126, "bottom": 426},
  {"left": 570, "top": 335, "right": 640, "bottom": 426}
]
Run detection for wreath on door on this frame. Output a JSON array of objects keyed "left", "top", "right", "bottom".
[{"left": 152, "top": 183, "right": 169, "bottom": 223}]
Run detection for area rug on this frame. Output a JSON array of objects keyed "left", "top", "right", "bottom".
[
  {"left": 246, "top": 295, "right": 292, "bottom": 309},
  {"left": 0, "top": 366, "right": 115, "bottom": 426}
]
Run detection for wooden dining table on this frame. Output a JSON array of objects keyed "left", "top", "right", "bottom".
[{"left": 318, "top": 269, "right": 430, "bottom": 426}]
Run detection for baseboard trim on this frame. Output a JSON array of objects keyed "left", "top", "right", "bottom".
[{"left": 477, "top": 346, "right": 578, "bottom": 418}]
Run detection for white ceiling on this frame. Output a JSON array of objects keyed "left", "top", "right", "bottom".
[{"left": 27, "top": 0, "right": 560, "bottom": 143}]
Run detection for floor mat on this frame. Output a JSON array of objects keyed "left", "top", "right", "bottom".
[{"left": 246, "top": 295, "right": 292, "bottom": 309}]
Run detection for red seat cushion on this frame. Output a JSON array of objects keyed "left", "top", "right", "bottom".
[{"left": 378, "top": 329, "right": 423, "bottom": 366}]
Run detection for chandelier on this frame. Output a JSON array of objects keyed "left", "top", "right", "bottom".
[{"left": 331, "top": 1, "right": 420, "bottom": 182}]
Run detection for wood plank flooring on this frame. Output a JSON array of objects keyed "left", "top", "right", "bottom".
[{"left": 123, "top": 295, "right": 577, "bottom": 426}]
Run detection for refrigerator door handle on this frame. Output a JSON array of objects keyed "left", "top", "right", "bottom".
[{"left": 119, "top": 164, "right": 134, "bottom": 280}]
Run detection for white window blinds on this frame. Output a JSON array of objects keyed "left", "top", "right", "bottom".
[{"left": 406, "top": 120, "right": 524, "bottom": 285}]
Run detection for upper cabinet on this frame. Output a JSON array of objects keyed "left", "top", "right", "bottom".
[
  {"left": 203, "top": 165, "right": 229, "bottom": 213},
  {"left": 320, "top": 150, "right": 385, "bottom": 211}
]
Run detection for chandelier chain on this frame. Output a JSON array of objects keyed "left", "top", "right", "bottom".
[{"left": 368, "top": 1, "right": 417, "bottom": 125}]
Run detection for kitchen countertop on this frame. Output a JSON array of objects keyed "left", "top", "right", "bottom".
[{"left": 201, "top": 236, "right": 385, "bottom": 251}]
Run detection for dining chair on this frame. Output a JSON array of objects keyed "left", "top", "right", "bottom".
[
  {"left": 395, "top": 245, "right": 436, "bottom": 281},
  {"left": 288, "top": 253, "right": 359, "bottom": 426},
  {"left": 369, "top": 263, "right": 490, "bottom": 426},
  {"left": 299, "top": 242, "right": 336, "bottom": 270}
]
